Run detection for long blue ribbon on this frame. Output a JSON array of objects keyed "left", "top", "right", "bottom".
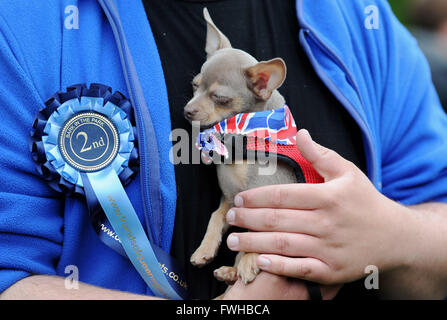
[
  {"left": 86, "top": 168, "right": 183, "bottom": 300},
  {"left": 82, "top": 173, "right": 188, "bottom": 299}
]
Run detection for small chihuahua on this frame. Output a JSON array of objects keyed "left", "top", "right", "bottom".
[{"left": 185, "top": 8, "right": 297, "bottom": 289}]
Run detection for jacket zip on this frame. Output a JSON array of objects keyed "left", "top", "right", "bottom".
[
  {"left": 98, "top": 0, "right": 162, "bottom": 245},
  {"left": 296, "top": 3, "right": 379, "bottom": 188}
]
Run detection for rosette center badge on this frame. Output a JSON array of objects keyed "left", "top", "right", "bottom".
[
  {"left": 59, "top": 112, "right": 119, "bottom": 172},
  {"left": 30, "top": 83, "right": 138, "bottom": 194}
]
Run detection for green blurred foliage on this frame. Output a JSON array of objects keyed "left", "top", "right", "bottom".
[{"left": 388, "top": 0, "right": 415, "bottom": 25}]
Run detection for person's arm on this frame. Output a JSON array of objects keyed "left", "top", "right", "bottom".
[
  {"left": 0, "top": 275, "right": 162, "bottom": 300},
  {"left": 222, "top": 130, "right": 447, "bottom": 300},
  {"left": 380, "top": 202, "right": 447, "bottom": 299},
  {"left": 223, "top": 2, "right": 447, "bottom": 300},
  {"left": 0, "top": 23, "right": 68, "bottom": 294}
]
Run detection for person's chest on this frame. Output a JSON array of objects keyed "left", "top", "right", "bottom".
[
  {"left": 143, "top": 0, "right": 366, "bottom": 299},
  {"left": 144, "top": 0, "right": 366, "bottom": 170}
]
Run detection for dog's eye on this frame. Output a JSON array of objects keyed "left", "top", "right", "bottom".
[
  {"left": 192, "top": 82, "right": 199, "bottom": 92},
  {"left": 211, "top": 94, "right": 232, "bottom": 106}
]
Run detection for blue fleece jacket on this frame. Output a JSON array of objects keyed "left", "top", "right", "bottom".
[{"left": 0, "top": 0, "right": 446, "bottom": 296}]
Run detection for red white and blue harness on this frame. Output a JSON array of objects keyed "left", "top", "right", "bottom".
[{"left": 196, "top": 105, "right": 323, "bottom": 184}]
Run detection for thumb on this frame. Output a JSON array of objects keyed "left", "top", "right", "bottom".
[{"left": 296, "top": 129, "right": 351, "bottom": 181}]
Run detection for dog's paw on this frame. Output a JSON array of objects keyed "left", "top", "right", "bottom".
[
  {"left": 190, "top": 241, "right": 220, "bottom": 267},
  {"left": 237, "top": 253, "right": 260, "bottom": 285},
  {"left": 214, "top": 266, "right": 238, "bottom": 285},
  {"left": 190, "top": 249, "right": 215, "bottom": 267}
]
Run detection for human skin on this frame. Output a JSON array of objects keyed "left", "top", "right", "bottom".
[
  {"left": 0, "top": 275, "right": 162, "bottom": 300},
  {"left": 223, "top": 129, "right": 447, "bottom": 300}
]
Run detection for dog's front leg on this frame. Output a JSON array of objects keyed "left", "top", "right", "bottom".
[{"left": 190, "top": 197, "right": 231, "bottom": 267}]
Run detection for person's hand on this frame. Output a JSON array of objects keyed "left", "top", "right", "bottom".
[
  {"left": 225, "top": 129, "right": 413, "bottom": 285},
  {"left": 222, "top": 271, "right": 341, "bottom": 300}
]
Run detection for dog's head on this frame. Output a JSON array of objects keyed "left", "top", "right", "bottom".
[{"left": 184, "top": 8, "right": 287, "bottom": 128}]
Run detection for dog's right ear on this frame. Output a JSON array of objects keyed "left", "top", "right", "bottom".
[
  {"left": 245, "top": 58, "right": 287, "bottom": 101},
  {"left": 203, "top": 7, "right": 232, "bottom": 58}
]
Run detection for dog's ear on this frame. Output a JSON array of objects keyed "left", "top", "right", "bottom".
[
  {"left": 245, "top": 58, "right": 287, "bottom": 100},
  {"left": 203, "top": 7, "right": 231, "bottom": 58}
]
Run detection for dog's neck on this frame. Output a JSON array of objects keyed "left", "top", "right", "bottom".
[{"left": 261, "top": 90, "right": 286, "bottom": 111}]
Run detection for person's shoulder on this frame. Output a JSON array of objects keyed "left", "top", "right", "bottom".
[
  {"left": 0, "top": 1, "right": 64, "bottom": 49},
  {"left": 300, "top": 0, "right": 421, "bottom": 83},
  {"left": 0, "top": 0, "right": 66, "bottom": 89},
  {"left": 0, "top": 0, "right": 64, "bottom": 25},
  {"left": 301, "top": 0, "right": 410, "bottom": 37}
]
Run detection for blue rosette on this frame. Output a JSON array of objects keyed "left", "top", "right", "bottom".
[
  {"left": 30, "top": 83, "right": 139, "bottom": 196},
  {"left": 29, "top": 83, "right": 187, "bottom": 299}
]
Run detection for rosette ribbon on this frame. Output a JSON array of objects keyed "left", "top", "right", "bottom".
[{"left": 30, "top": 83, "right": 187, "bottom": 299}]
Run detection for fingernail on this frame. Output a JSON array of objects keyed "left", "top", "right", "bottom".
[
  {"left": 227, "top": 235, "right": 239, "bottom": 250},
  {"left": 226, "top": 209, "right": 235, "bottom": 224},
  {"left": 234, "top": 195, "right": 244, "bottom": 207},
  {"left": 257, "top": 256, "right": 271, "bottom": 269}
]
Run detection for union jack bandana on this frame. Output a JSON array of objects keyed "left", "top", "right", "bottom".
[{"left": 196, "top": 105, "right": 297, "bottom": 162}]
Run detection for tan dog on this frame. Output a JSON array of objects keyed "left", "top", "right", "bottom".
[{"left": 185, "top": 8, "right": 296, "bottom": 289}]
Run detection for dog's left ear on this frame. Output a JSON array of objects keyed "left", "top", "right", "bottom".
[
  {"left": 245, "top": 58, "right": 287, "bottom": 100},
  {"left": 203, "top": 7, "right": 232, "bottom": 58}
]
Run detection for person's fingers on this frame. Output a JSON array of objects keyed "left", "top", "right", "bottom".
[
  {"left": 226, "top": 207, "right": 322, "bottom": 236},
  {"left": 226, "top": 232, "right": 320, "bottom": 257},
  {"left": 256, "top": 254, "right": 333, "bottom": 284},
  {"left": 233, "top": 130, "right": 358, "bottom": 210},
  {"left": 234, "top": 183, "right": 329, "bottom": 210},
  {"left": 295, "top": 129, "right": 353, "bottom": 181}
]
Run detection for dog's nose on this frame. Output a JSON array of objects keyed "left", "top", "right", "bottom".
[{"left": 184, "top": 107, "right": 198, "bottom": 119}]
